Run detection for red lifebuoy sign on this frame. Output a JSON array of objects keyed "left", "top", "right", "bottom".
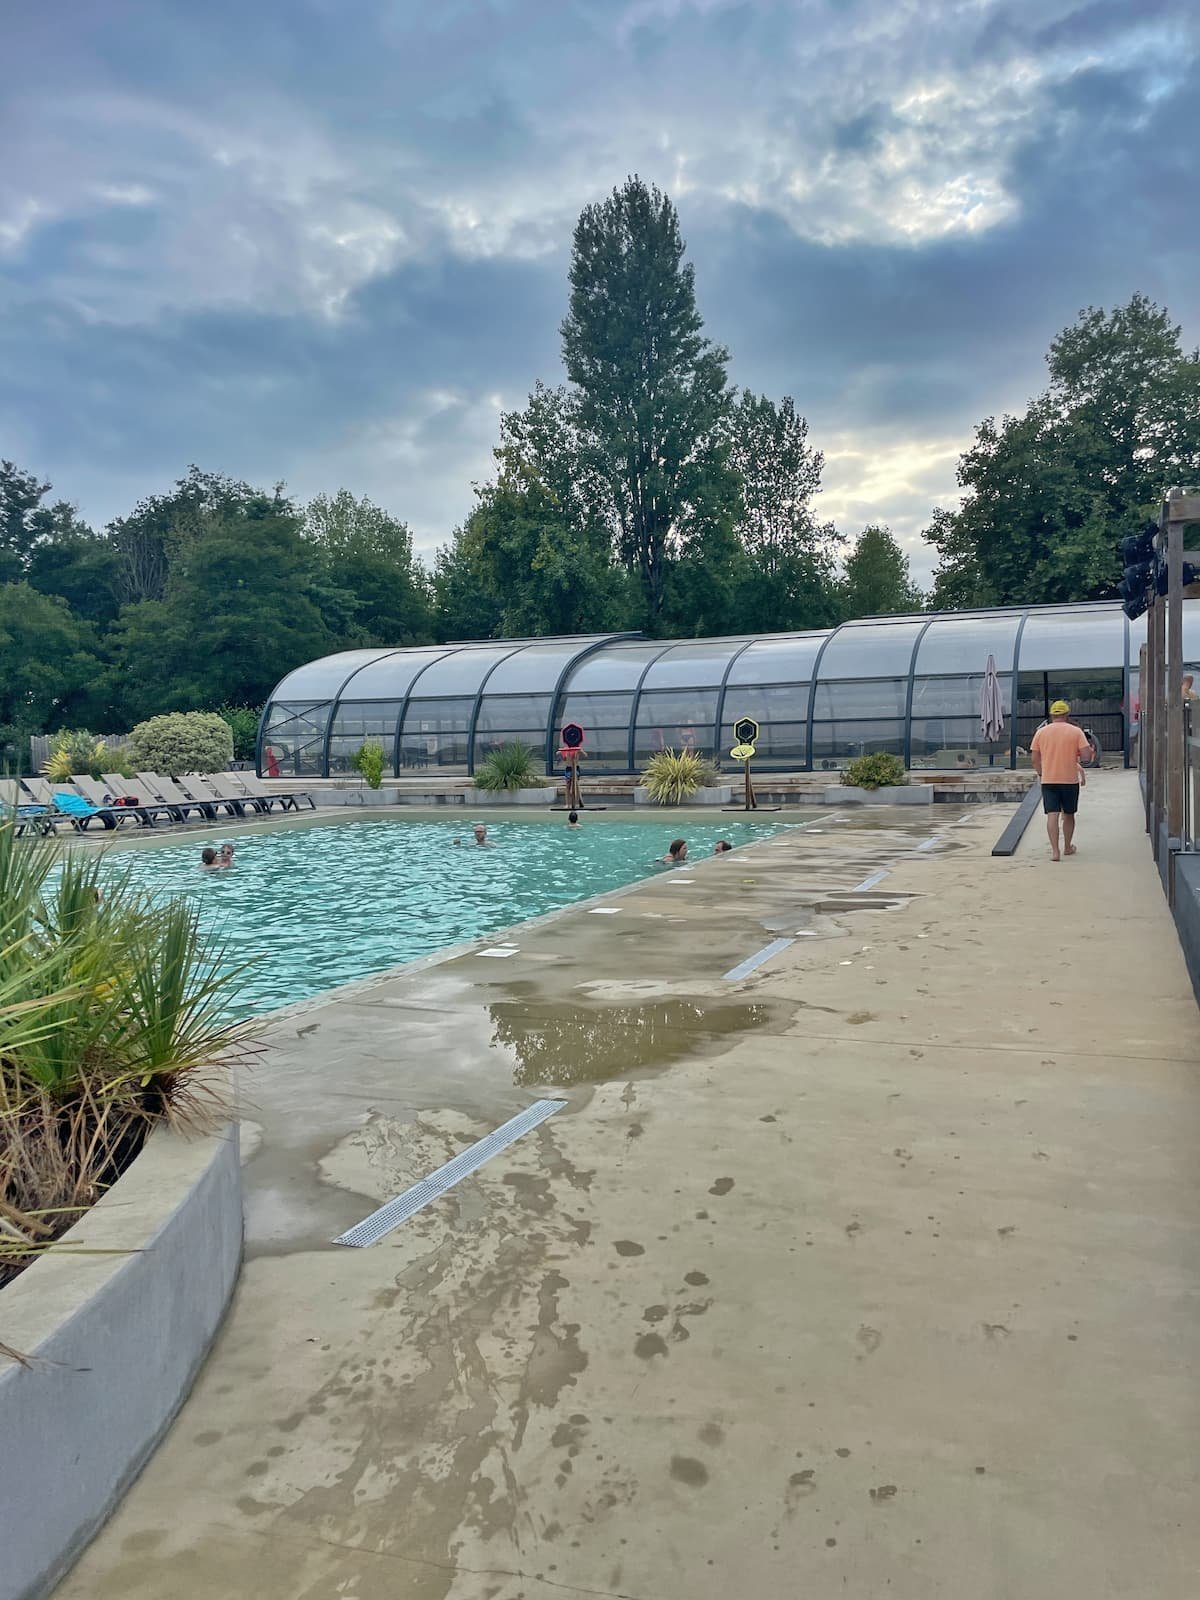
[{"left": 561, "top": 722, "right": 585, "bottom": 750}]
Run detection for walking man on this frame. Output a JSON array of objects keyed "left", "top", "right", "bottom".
[{"left": 1031, "top": 700, "right": 1092, "bottom": 862}]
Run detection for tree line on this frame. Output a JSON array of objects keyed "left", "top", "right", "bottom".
[{"left": 3, "top": 175, "right": 1196, "bottom": 762}]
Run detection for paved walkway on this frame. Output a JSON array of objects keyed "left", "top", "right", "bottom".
[{"left": 58, "top": 773, "right": 1200, "bottom": 1599}]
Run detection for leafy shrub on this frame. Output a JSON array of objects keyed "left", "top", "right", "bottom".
[
  {"left": 130, "top": 712, "right": 234, "bottom": 775},
  {"left": 0, "top": 725, "right": 29, "bottom": 776},
  {"left": 351, "top": 740, "right": 386, "bottom": 789},
  {"left": 218, "top": 705, "right": 262, "bottom": 763},
  {"left": 474, "top": 742, "right": 544, "bottom": 792},
  {"left": 43, "top": 729, "right": 108, "bottom": 782},
  {"left": 641, "top": 748, "right": 721, "bottom": 805},
  {"left": 843, "top": 752, "right": 907, "bottom": 790},
  {"left": 0, "top": 821, "right": 255, "bottom": 1283}
]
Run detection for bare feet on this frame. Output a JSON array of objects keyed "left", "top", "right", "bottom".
[
  {"left": 1065, "top": 845, "right": 1077, "bottom": 856},
  {"left": 1050, "top": 851, "right": 1061, "bottom": 862}
]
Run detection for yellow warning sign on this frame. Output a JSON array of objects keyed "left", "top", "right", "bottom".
[{"left": 730, "top": 742, "right": 756, "bottom": 761}]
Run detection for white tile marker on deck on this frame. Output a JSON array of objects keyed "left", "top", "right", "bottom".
[{"left": 333, "top": 1099, "right": 566, "bottom": 1247}]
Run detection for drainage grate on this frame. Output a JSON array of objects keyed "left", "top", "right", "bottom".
[
  {"left": 722, "top": 937, "right": 795, "bottom": 982},
  {"left": 332, "top": 1099, "right": 566, "bottom": 1247}
]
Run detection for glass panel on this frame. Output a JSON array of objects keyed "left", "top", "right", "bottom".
[
  {"left": 816, "top": 621, "right": 923, "bottom": 680},
  {"left": 910, "top": 718, "right": 1007, "bottom": 768},
  {"left": 633, "top": 688, "right": 718, "bottom": 764},
  {"left": 1014, "top": 668, "right": 1124, "bottom": 767},
  {"left": 721, "top": 683, "right": 809, "bottom": 726},
  {"left": 482, "top": 639, "right": 610, "bottom": 695},
  {"left": 474, "top": 694, "right": 552, "bottom": 733},
  {"left": 1017, "top": 608, "right": 1125, "bottom": 672},
  {"left": 327, "top": 700, "right": 403, "bottom": 775},
  {"left": 334, "top": 647, "right": 455, "bottom": 700},
  {"left": 473, "top": 732, "right": 544, "bottom": 770},
  {"left": 915, "top": 615, "right": 1021, "bottom": 677},
  {"left": 408, "top": 645, "right": 519, "bottom": 698},
  {"left": 811, "top": 722, "right": 905, "bottom": 768},
  {"left": 910, "top": 672, "right": 1011, "bottom": 720},
  {"left": 720, "top": 715, "right": 807, "bottom": 767},
  {"left": 270, "top": 649, "right": 396, "bottom": 701},
  {"left": 398, "top": 697, "right": 475, "bottom": 772},
  {"left": 556, "top": 691, "right": 635, "bottom": 730},
  {"left": 564, "top": 640, "right": 671, "bottom": 692},
  {"left": 555, "top": 723, "right": 632, "bottom": 771},
  {"left": 641, "top": 639, "right": 749, "bottom": 689},
  {"left": 812, "top": 678, "right": 907, "bottom": 719},
  {"left": 261, "top": 701, "right": 329, "bottom": 777},
  {"left": 725, "top": 634, "right": 827, "bottom": 687}
]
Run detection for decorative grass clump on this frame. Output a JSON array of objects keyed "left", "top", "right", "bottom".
[
  {"left": 0, "top": 821, "right": 257, "bottom": 1286},
  {"left": 473, "top": 742, "right": 544, "bottom": 792},
  {"left": 641, "top": 748, "right": 720, "bottom": 805}
]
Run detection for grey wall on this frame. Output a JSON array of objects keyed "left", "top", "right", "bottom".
[{"left": 0, "top": 1126, "right": 242, "bottom": 1600}]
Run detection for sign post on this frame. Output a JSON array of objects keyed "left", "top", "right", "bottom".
[
  {"left": 559, "top": 722, "right": 585, "bottom": 811},
  {"left": 731, "top": 716, "right": 759, "bottom": 810}
]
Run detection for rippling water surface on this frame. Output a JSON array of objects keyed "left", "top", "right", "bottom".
[{"left": 105, "top": 815, "right": 792, "bottom": 1017}]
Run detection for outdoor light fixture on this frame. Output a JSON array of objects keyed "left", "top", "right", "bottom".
[
  {"left": 1119, "top": 521, "right": 1159, "bottom": 619},
  {"left": 1155, "top": 558, "right": 1198, "bottom": 596}
]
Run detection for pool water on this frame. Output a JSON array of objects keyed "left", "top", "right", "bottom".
[{"left": 105, "top": 815, "right": 794, "bottom": 1018}]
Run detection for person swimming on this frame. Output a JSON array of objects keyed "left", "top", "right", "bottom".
[
  {"left": 473, "top": 824, "right": 495, "bottom": 847},
  {"left": 218, "top": 842, "right": 235, "bottom": 867},
  {"left": 660, "top": 838, "right": 688, "bottom": 864},
  {"left": 567, "top": 811, "right": 581, "bottom": 829},
  {"left": 713, "top": 840, "right": 732, "bottom": 854},
  {"left": 200, "top": 847, "right": 220, "bottom": 870}
]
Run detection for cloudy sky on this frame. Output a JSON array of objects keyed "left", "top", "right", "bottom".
[{"left": 3, "top": 0, "right": 1198, "bottom": 585}]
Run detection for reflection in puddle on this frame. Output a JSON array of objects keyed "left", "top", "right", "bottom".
[{"left": 488, "top": 998, "right": 777, "bottom": 1087}]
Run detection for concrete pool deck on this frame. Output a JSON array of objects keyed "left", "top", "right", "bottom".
[{"left": 55, "top": 770, "right": 1200, "bottom": 1600}]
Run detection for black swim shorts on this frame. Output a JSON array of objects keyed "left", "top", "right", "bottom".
[{"left": 1041, "top": 782, "right": 1080, "bottom": 815}]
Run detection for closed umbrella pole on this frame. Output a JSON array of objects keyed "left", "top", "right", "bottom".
[{"left": 980, "top": 653, "right": 1005, "bottom": 766}]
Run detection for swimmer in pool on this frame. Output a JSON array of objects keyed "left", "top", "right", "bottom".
[
  {"left": 660, "top": 838, "right": 688, "bottom": 864},
  {"left": 200, "top": 847, "right": 220, "bottom": 870},
  {"left": 218, "top": 842, "right": 235, "bottom": 867},
  {"left": 713, "top": 840, "right": 732, "bottom": 854},
  {"left": 473, "top": 824, "right": 495, "bottom": 847},
  {"left": 567, "top": 811, "right": 581, "bottom": 829}
]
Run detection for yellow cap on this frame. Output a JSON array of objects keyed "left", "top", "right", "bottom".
[{"left": 1050, "top": 699, "right": 1070, "bottom": 715}]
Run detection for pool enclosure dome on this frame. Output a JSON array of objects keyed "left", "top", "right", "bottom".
[{"left": 259, "top": 601, "right": 1188, "bottom": 780}]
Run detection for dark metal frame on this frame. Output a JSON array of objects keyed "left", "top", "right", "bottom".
[{"left": 543, "top": 634, "right": 636, "bottom": 773}]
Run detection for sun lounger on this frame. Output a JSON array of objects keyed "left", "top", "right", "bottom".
[
  {"left": 134, "top": 773, "right": 217, "bottom": 821},
  {"left": 20, "top": 779, "right": 122, "bottom": 832},
  {"left": 230, "top": 772, "right": 315, "bottom": 811},
  {"left": 0, "top": 778, "right": 61, "bottom": 836},
  {"left": 203, "top": 772, "right": 272, "bottom": 813},
  {"left": 70, "top": 775, "right": 173, "bottom": 828},
  {"left": 176, "top": 775, "right": 247, "bottom": 817}
]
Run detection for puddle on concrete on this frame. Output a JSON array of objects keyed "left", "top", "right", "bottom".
[{"left": 487, "top": 997, "right": 780, "bottom": 1087}]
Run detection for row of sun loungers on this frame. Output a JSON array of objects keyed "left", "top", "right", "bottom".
[{"left": 0, "top": 771, "right": 314, "bottom": 836}]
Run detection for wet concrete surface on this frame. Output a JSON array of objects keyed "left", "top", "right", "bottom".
[{"left": 53, "top": 778, "right": 1200, "bottom": 1599}]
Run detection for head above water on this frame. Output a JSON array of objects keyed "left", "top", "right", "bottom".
[
  {"left": 473, "top": 824, "right": 487, "bottom": 841},
  {"left": 1050, "top": 700, "right": 1071, "bottom": 719},
  {"left": 714, "top": 840, "right": 732, "bottom": 854},
  {"left": 567, "top": 811, "right": 579, "bottom": 824},
  {"left": 668, "top": 838, "right": 687, "bottom": 861},
  {"left": 200, "top": 847, "right": 217, "bottom": 866}
]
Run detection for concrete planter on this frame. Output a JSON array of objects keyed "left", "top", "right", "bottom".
[
  {"left": 634, "top": 784, "right": 734, "bottom": 806},
  {"left": 471, "top": 787, "right": 555, "bottom": 806},
  {"left": 823, "top": 783, "right": 933, "bottom": 806},
  {"left": 0, "top": 1125, "right": 242, "bottom": 1600}
]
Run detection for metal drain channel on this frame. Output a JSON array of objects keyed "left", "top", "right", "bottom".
[
  {"left": 722, "top": 937, "right": 795, "bottom": 982},
  {"left": 852, "top": 867, "right": 889, "bottom": 892},
  {"left": 332, "top": 1099, "right": 566, "bottom": 1247}
]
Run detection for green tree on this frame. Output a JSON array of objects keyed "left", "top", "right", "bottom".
[
  {"left": 841, "top": 525, "right": 921, "bottom": 618},
  {"left": 0, "top": 461, "right": 94, "bottom": 586},
  {"left": 431, "top": 530, "right": 503, "bottom": 643},
  {"left": 303, "top": 489, "right": 433, "bottom": 644},
  {"left": 106, "top": 467, "right": 263, "bottom": 606},
  {"left": 723, "top": 391, "right": 841, "bottom": 631},
  {"left": 104, "top": 489, "right": 336, "bottom": 722},
  {"left": 926, "top": 294, "right": 1200, "bottom": 607},
  {"left": 0, "top": 582, "right": 100, "bottom": 734},
  {"left": 28, "top": 531, "right": 121, "bottom": 629},
  {"left": 561, "top": 176, "right": 736, "bottom": 628}
]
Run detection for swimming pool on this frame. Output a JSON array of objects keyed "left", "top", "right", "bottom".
[{"left": 104, "top": 815, "right": 794, "bottom": 1017}]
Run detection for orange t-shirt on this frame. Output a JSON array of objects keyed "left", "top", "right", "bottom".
[{"left": 1031, "top": 721, "right": 1090, "bottom": 785}]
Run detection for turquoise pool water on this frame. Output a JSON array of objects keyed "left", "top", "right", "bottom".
[{"left": 105, "top": 816, "right": 793, "bottom": 1017}]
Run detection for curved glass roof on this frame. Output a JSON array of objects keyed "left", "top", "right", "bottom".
[{"left": 262, "top": 602, "right": 1174, "bottom": 778}]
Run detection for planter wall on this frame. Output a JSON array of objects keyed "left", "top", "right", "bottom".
[
  {"left": 633, "top": 785, "right": 734, "bottom": 806},
  {"left": 823, "top": 783, "right": 933, "bottom": 806},
  {"left": 470, "top": 787, "right": 556, "bottom": 806},
  {"left": 0, "top": 1125, "right": 242, "bottom": 1600}
]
